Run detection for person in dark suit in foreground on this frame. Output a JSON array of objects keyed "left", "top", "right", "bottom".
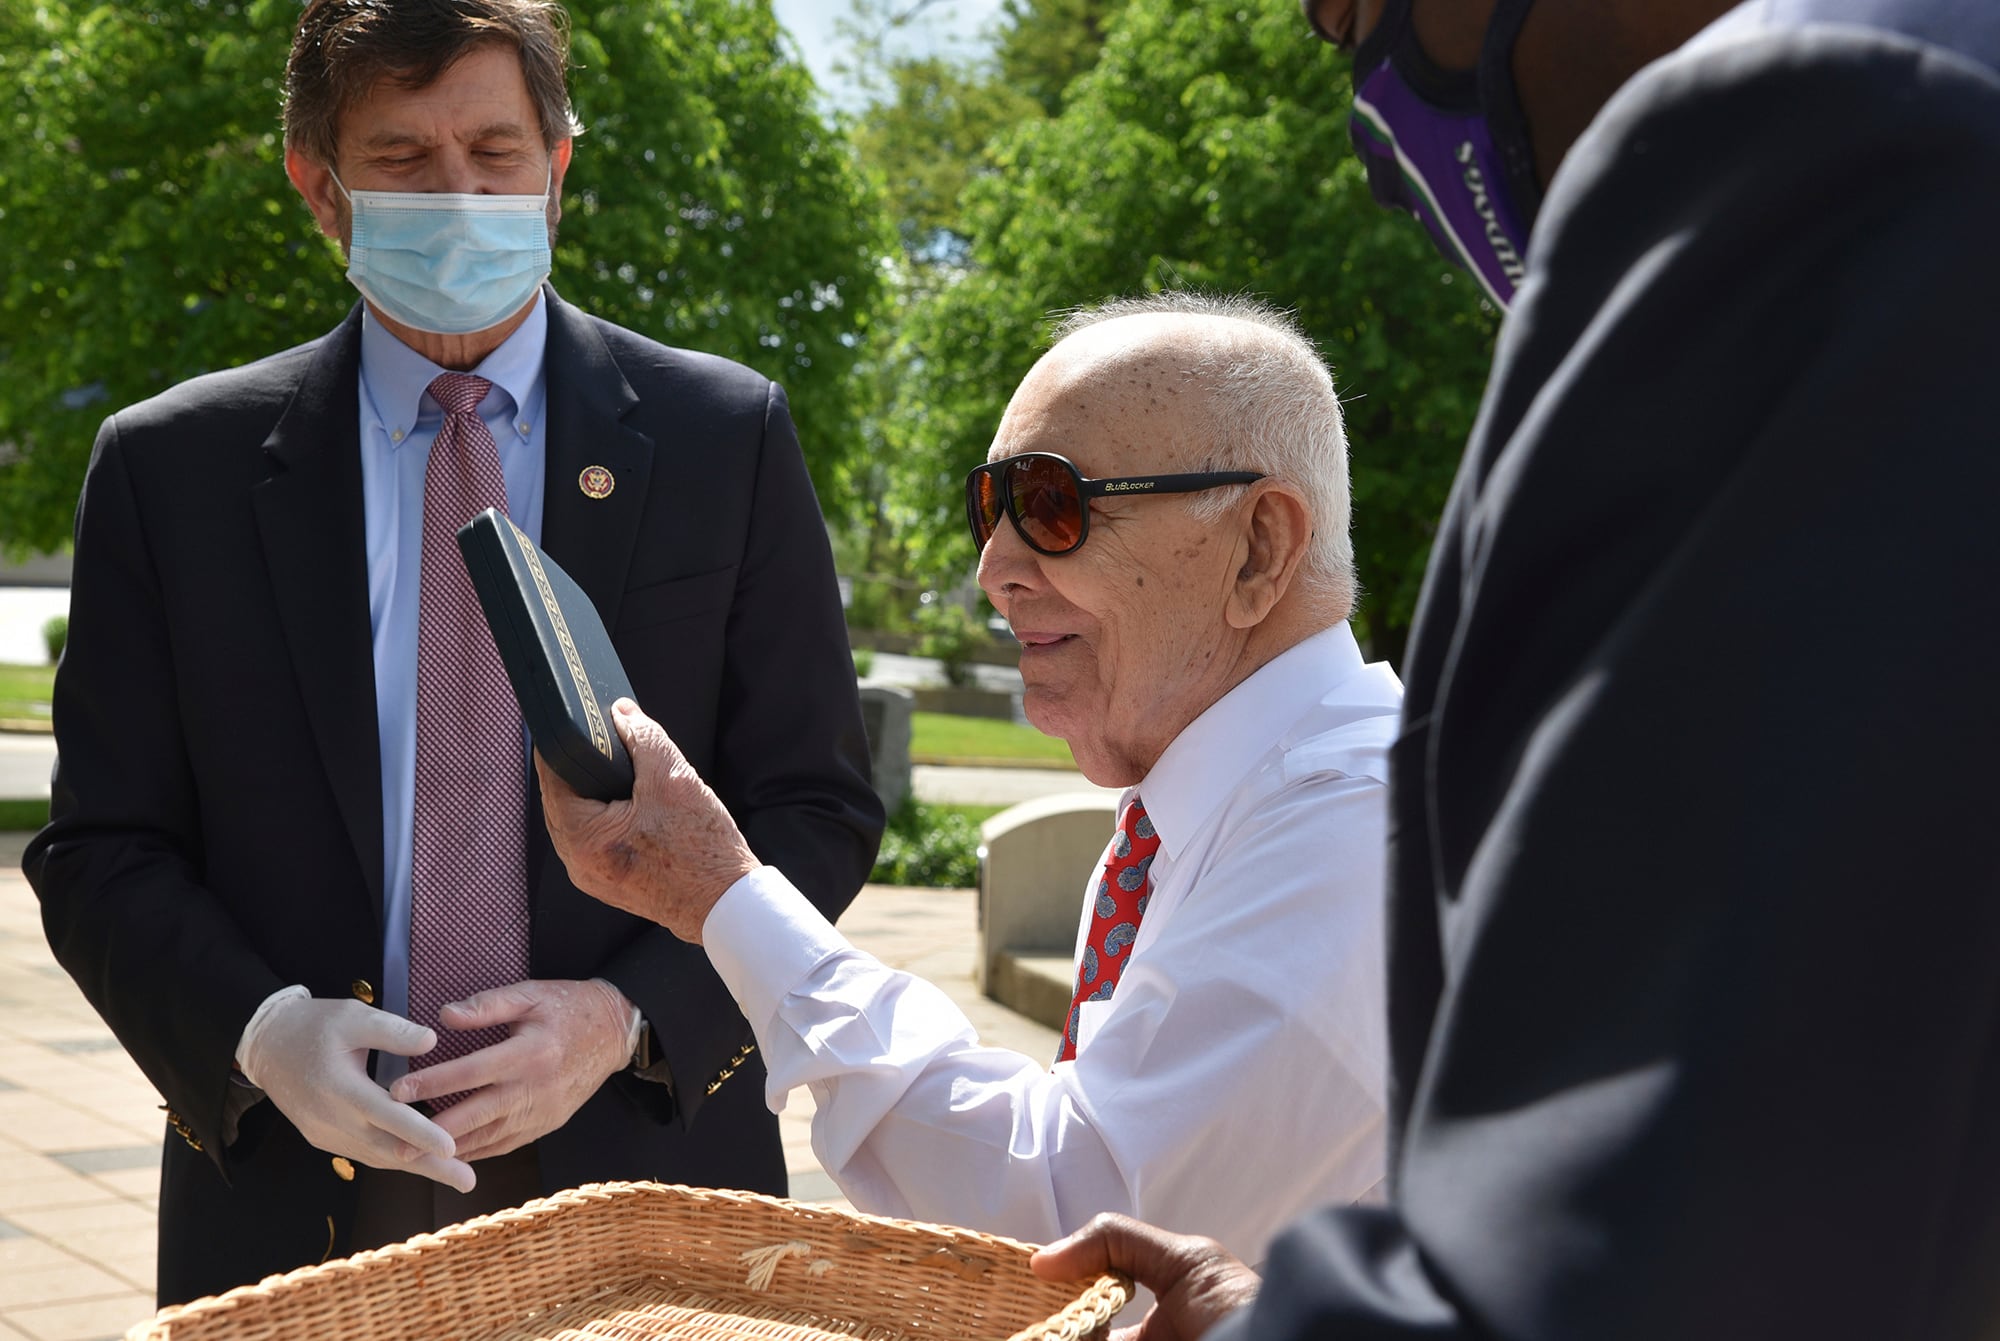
[
  {"left": 1034, "top": 2, "right": 2000, "bottom": 1338},
  {"left": 24, "top": 0, "right": 881, "bottom": 1306}
]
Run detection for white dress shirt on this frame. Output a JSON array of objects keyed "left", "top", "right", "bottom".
[{"left": 704, "top": 621, "right": 1402, "bottom": 1265}]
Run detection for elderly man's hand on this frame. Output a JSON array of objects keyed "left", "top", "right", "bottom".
[
  {"left": 1031, "top": 1214, "right": 1260, "bottom": 1341},
  {"left": 389, "top": 977, "right": 635, "bottom": 1162},
  {"left": 538, "top": 698, "right": 760, "bottom": 943}
]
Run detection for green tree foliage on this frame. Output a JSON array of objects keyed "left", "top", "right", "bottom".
[
  {"left": 875, "top": 0, "right": 1497, "bottom": 662},
  {"left": 995, "top": 0, "right": 1126, "bottom": 115},
  {"left": 558, "top": 2, "right": 890, "bottom": 506},
  {"left": 846, "top": 0, "right": 1124, "bottom": 259},
  {"left": 0, "top": 0, "right": 890, "bottom": 555},
  {"left": 851, "top": 54, "right": 1038, "bottom": 259},
  {"left": 836, "top": 0, "right": 1124, "bottom": 590}
]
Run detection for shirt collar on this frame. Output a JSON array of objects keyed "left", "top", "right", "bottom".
[
  {"left": 1134, "top": 621, "right": 1375, "bottom": 860},
  {"left": 358, "top": 291, "right": 549, "bottom": 450}
]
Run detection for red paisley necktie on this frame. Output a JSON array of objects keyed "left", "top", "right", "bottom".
[{"left": 1056, "top": 797, "right": 1160, "bottom": 1064}]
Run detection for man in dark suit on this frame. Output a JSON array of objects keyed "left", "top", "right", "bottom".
[
  {"left": 23, "top": 0, "right": 881, "bottom": 1307},
  {"left": 1035, "top": 2, "right": 2000, "bottom": 1338}
]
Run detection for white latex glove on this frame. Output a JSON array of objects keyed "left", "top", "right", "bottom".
[
  {"left": 388, "top": 977, "right": 637, "bottom": 1164},
  {"left": 238, "top": 987, "right": 475, "bottom": 1192}
]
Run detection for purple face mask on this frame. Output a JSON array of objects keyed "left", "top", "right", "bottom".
[{"left": 1347, "top": 0, "right": 1541, "bottom": 307}]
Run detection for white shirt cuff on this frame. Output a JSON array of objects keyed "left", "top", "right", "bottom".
[{"left": 703, "top": 865, "right": 850, "bottom": 1028}]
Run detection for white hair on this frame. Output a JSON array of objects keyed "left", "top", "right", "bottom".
[{"left": 1049, "top": 292, "right": 1356, "bottom": 617}]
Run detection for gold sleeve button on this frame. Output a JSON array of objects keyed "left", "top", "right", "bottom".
[
  {"left": 330, "top": 1156, "right": 355, "bottom": 1181},
  {"left": 349, "top": 980, "right": 376, "bottom": 1005},
  {"left": 160, "top": 1105, "right": 204, "bottom": 1153},
  {"left": 705, "top": 1043, "right": 758, "bottom": 1097}
]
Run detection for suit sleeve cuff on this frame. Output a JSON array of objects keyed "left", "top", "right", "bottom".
[{"left": 703, "top": 865, "right": 849, "bottom": 1028}]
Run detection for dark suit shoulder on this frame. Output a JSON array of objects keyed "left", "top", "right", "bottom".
[
  {"left": 1761, "top": 0, "right": 2000, "bottom": 77},
  {"left": 578, "top": 312, "right": 781, "bottom": 416},
  {"left": 1558, "top": 12, "right": 2000, "bottom": 237},
  {"left": 109, "top": 329, "right": 337, "bottom": 441},
  {"left": 1496, "top": 14, "right": 2000, "bottom": 462}
]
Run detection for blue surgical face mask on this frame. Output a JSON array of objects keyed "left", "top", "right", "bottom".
[
  {"left": 333, "top": 171, "right": 552, "bottom": 335},
  {"left": 1347, "top": 0, "right": 1541, "bottom": 307}
]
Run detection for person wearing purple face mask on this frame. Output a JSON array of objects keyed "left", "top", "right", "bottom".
[{"left": 1033, "top": 2, "right": 2000, "bottom": 1339}]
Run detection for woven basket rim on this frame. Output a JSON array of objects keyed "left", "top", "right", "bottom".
[{"left": 130, "top": 1180, "right": 1131, "bottom": 1341}]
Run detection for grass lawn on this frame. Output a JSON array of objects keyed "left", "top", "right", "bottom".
[
  {"left": 0, "top": 662, "right": 54, "bottom": 725},
  {"left": 909, "top": 711, "right": 1076, "bottom": 768},
  {"left": 0, "top": 798, "right": 48, "bottom": 832},
  {"left": 927, "top": 802, "right": 1003, "bottom": 828}
]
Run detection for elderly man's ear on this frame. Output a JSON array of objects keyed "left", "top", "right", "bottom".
[{"left": 1225, "top": 484, "right": 1314, "bottom": 630}]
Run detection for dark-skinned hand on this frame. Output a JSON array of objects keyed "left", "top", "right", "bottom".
[{"left": 1032, "top": 1213, "right": 1262, "bottom": 1341}]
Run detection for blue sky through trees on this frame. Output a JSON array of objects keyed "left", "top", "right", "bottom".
[{"left": 772, "top": 0, "right": 1007, "bottom": 108}]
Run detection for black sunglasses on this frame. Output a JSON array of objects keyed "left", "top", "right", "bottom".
[{"left": 965, "top": 452, "right": 1266, "bottom": 557}]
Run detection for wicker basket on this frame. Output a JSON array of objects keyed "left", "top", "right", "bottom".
[{"left": 126, "top": 1181, "right": 1130, "bottom": 1341}]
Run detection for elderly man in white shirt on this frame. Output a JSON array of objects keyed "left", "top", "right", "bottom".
[{"left": 539, "top": 291, "right": 1401, "bottom": 1271}]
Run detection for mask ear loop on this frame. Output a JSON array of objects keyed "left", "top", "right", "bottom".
[
  {"left": 1349, "top": 0, "right": 1410, "bottom": 81},
  {"left": 1378, "top": 2, "right": 1483, "bottom": 112},
  {"left": 1477, "top": 0, "right": 1545, "bottom": 232}
]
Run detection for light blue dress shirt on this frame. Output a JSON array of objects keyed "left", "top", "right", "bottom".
[{"left": 355, "top": 296, "right": 549, "bottom": 1079}]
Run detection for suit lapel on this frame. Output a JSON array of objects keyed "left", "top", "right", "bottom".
[
  {"left": 530, "top": 291, "right": 654, "bottom": 905},
  {"left": 538, "top": 290, "right": 655, "bottom": 632},
  {"left": 250, "top": 306, "right": 386, "bottom": 922}
]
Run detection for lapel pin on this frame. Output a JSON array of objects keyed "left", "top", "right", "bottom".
[{"left": 578, "top": 465, "right": 615, "bottom": 500}]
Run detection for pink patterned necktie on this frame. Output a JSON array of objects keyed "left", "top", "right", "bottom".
[
  {"left": 1056, "top": 798, "right": 1161, "bottom": 1064},
  {"left": 407, "top": 372, "right": 530, "bottom": 1092}
]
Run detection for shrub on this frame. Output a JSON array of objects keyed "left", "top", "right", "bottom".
[
  {"left": 870, "top": 800, "right": 981, "bottom": 888},
  {"left": 847, "top": 577, "right": 892, "bottom": 632},
  {"left": 852, "top": 647, "right": 876, "bottom": 678},
  {"left": 912, "top": 599, "right": 983, "bottom": 687},
  {"left": 41, "top": 614, "right": 67, "bottom": 664}
]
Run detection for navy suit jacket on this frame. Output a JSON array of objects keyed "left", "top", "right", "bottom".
[
  {"left": 25, "top": 289, "right": 883, "bottom": 1304},
  {"left": 1219, "top": 6, "right": 2000, "bottom": 1338}
]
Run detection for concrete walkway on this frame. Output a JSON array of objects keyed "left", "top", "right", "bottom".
[
  {"left": 0, "top": 739, "right": 52, "bottom": 807},
  {"left": 0, "top": 832, "right": 1056, "bottom": 1340},
  {"left": 912, "top": 763, "right": 1116, "bottom": 807}
]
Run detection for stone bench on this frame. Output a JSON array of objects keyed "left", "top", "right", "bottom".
[{"left": 976, "top": 792, "right": 1120, "bottom": 1029}]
